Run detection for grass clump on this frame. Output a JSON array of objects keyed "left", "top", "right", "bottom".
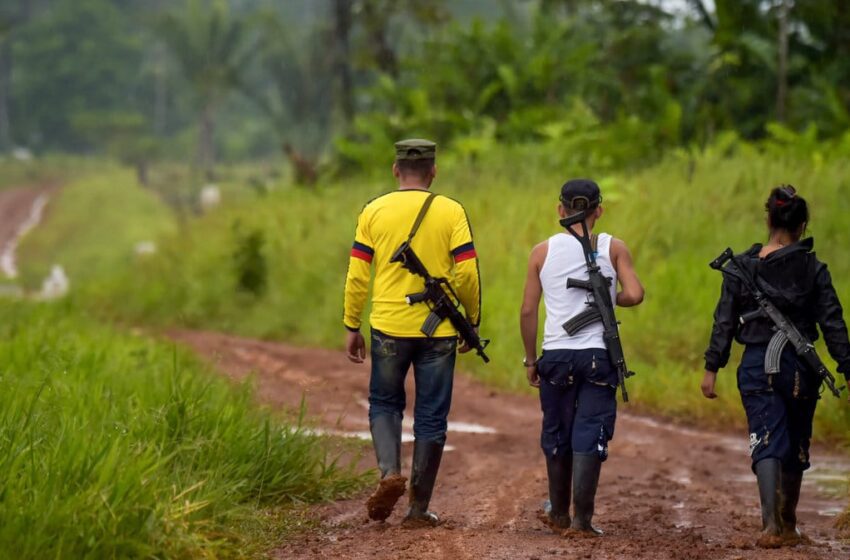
[{"left": 0, "top": 300, "right": 366, "bottom": 558}]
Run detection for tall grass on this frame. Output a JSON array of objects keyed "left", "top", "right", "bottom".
[
  {"left": 86, "top": 145, "right": 850, "bottom": 447},
  {"left": 0, "top": 300, "right": 366, "bottom": 558}
]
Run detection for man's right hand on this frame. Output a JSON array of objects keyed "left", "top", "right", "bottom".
[
  {"left": 700, "top": 370, "right": 718, "bottom": 399},
  {"left": 527, "top": 365, "right": 540, "bottom": 388},
  {"left": 458, "top": 327, "right": 478, "bottom": 354},
  {"left": 346, "top": 330, "right": 366, "bottom": 363}
]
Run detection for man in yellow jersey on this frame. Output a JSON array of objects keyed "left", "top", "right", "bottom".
[{"left": 343, "top": 139, "right": 481, "bottom": 527}]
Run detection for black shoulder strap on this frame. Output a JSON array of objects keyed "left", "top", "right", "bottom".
[{"left": 406, "top": 192, "right": 439, "bottom": 243}]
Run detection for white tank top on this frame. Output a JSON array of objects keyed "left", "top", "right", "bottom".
[{"left": 540, "top": 232, "right": 617, "bottom": 350}]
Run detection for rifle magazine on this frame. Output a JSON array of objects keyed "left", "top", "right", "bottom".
[
  {"left": 563, "top": 307, "right": 602, "bottom": 336},
  {"left": 420, "top": 311, "right": 444, "bottom": 337},
  {"left": 764, "top": 331, "right": 789, "bottom": 375}
]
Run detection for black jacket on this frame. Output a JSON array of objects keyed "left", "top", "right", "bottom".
[{"left": 704, "top": 238, "right": 850, "bottom": 379}]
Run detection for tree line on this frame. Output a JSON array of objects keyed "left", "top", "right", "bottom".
[{"left": 0, "top": 0, "right": 848, "bottom": 178}]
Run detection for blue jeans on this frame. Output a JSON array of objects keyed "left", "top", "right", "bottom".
[
  {"left": 738, "top": 344, "right": 820, "bottom": 473},
  {"left": 536, "top": 348, "right": 618, "bottom": 460},
  {"left": 369, "top": 329, "right": 457, "bottom": 444}
]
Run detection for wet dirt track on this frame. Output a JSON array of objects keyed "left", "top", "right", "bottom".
[
  {"left": 172, "top": 330, "right": 850, "bottom": 560},
  {"left": 0, "top": 184, "right": 55, "bottom": 279}
]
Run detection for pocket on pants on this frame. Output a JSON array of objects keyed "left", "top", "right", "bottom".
[
  {"left": 371, "top": 331, "right": 398, "bottom": 358},
  {"left": 583, "top": 351, "right": 618, "bottom": 388},
  {"left": 428, "top": 337, "right": 457, "bottom": 355},
  {"left": 537, "top": 357, "right": 573, "bottom": 387}
]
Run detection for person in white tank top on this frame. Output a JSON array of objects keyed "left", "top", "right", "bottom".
[{"left": 519, "top": 179, "right": 644, "bottom": 535}]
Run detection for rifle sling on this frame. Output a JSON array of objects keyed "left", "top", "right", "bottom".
[{"left": 406, "top": 192, "right": 439, "bottom": 244}]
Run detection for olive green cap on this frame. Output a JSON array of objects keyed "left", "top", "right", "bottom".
[{"left": 395, "top": 138, "right": 436, "bottom": 161}]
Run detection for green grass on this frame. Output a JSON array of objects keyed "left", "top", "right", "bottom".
[
  {"left": 0, "top": 299, "right": 367, "bottom": 558},
  {"left": 85, "top": 144, "right": 850, "bottom": 448},
  {"left": 0, "top": 155, "right": 102, "bottom": 190},
  {"left": 16, "top": 165, "right": 177, "bottom": 292}
]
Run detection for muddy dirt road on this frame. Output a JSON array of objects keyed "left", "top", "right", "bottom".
[
  {"left": 173, "top": 331, "right": 850, "bottom": 560},
  {"left": 0, "top": 185, "right": 54, "bottom": 279}
]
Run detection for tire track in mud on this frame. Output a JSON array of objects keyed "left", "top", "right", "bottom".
[{"left": 171, "top": 330, "right": 850, "bottom": 560}]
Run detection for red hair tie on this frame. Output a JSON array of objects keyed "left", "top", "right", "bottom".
[{"left": 775, "top": 199, "right": 787, "bottom": 207}]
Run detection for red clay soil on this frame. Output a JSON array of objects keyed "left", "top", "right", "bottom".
[
  {"left": 171, "top": 330, "right": 850, "bottom": 560},
  {"left": 0, "top": 185, "right": 55, "bottom": 253}
]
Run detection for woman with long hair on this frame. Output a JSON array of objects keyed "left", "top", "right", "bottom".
[{"left": 701, "top": 186, "right": 850, "bottom": 547}]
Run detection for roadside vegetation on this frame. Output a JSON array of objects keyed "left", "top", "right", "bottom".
[{"left": 0, "top": 299, "right": 367, "bottom": 558}]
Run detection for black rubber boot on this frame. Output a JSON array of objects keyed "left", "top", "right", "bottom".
[
  {"left": 366, "top": 415, "right": 407, "bottom": 521},
  {"left": 544, "top": 452, "right": 572, "bottom": 529},
  {"left": 780, "top": 470, "right": 803, "bottom": 539},
  {"left": 371, "top": 414, "right": 402, "bottom": 477},
  {"left": 755, "top": 458, "right": 783, "bottom": 546},
  {"left": 403, "top": 439, "right": 444, "bottom": 527},
  {"left": 571, "top": 453, "right": 603, "bottom": 535}
]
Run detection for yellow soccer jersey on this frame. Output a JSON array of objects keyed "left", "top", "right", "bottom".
[{"left": 343, "top": 189, "right": 481, "bottom": 338}]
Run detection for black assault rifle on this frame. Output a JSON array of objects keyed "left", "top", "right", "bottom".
[
  {"left": 710, "top": 248, "right": 843, "bottom": 398},
  {"left": 390, "top": 241, "right": 490, "bottom": 363},
  {"left": 561, "top": 212, "right": 635, "bottom": 402}
]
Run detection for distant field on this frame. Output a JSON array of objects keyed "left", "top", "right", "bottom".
[
  {"left": 0, "top": 156, "right": 95, "bottom": 190},
  {"left": 79, "top": 145, "right": 850, "bottom": 446},
  {"left": 0, "top": 300, "right": 367, "bottom": 558},
  {"left": 15, "top": 165, "right": 177, "bottom": 291}
]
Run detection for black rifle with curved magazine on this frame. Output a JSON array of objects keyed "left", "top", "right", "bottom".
[
  {"left": 710, "top": 247, "right": 843, "bottom": 398},
  {"left": 560, "top": 211, "right": 634, "bottom": 402},
  {"left": 390, "top": 241, "right": 490, "bottom": 363}
]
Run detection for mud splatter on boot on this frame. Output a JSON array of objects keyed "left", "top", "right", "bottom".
[
  {"left": 366, "top": 414, "right": 406, "bottom": 521},
  {"left": 367, "top": 474, "right": 408, "bottom": 521}
]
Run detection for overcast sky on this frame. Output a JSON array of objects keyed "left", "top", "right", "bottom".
[{"left": 657, "top": 0, "right": 716, "bottom": 14}]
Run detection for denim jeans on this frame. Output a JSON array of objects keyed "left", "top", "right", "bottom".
[{"left": 369, "top": 328, "right": 457, "bottom": 444}]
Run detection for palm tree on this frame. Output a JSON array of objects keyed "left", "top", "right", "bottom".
[{"left": 155, "top": 0, "right": 256, "bottom": 177}]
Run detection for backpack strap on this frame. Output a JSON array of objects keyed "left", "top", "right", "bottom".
[{"left": 406, "top": 192, "right": 439, "bottom": 243}]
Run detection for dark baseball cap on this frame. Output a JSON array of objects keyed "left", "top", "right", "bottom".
[{"left": 560, "top": 179, "right": 602, "bottom": 211}]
